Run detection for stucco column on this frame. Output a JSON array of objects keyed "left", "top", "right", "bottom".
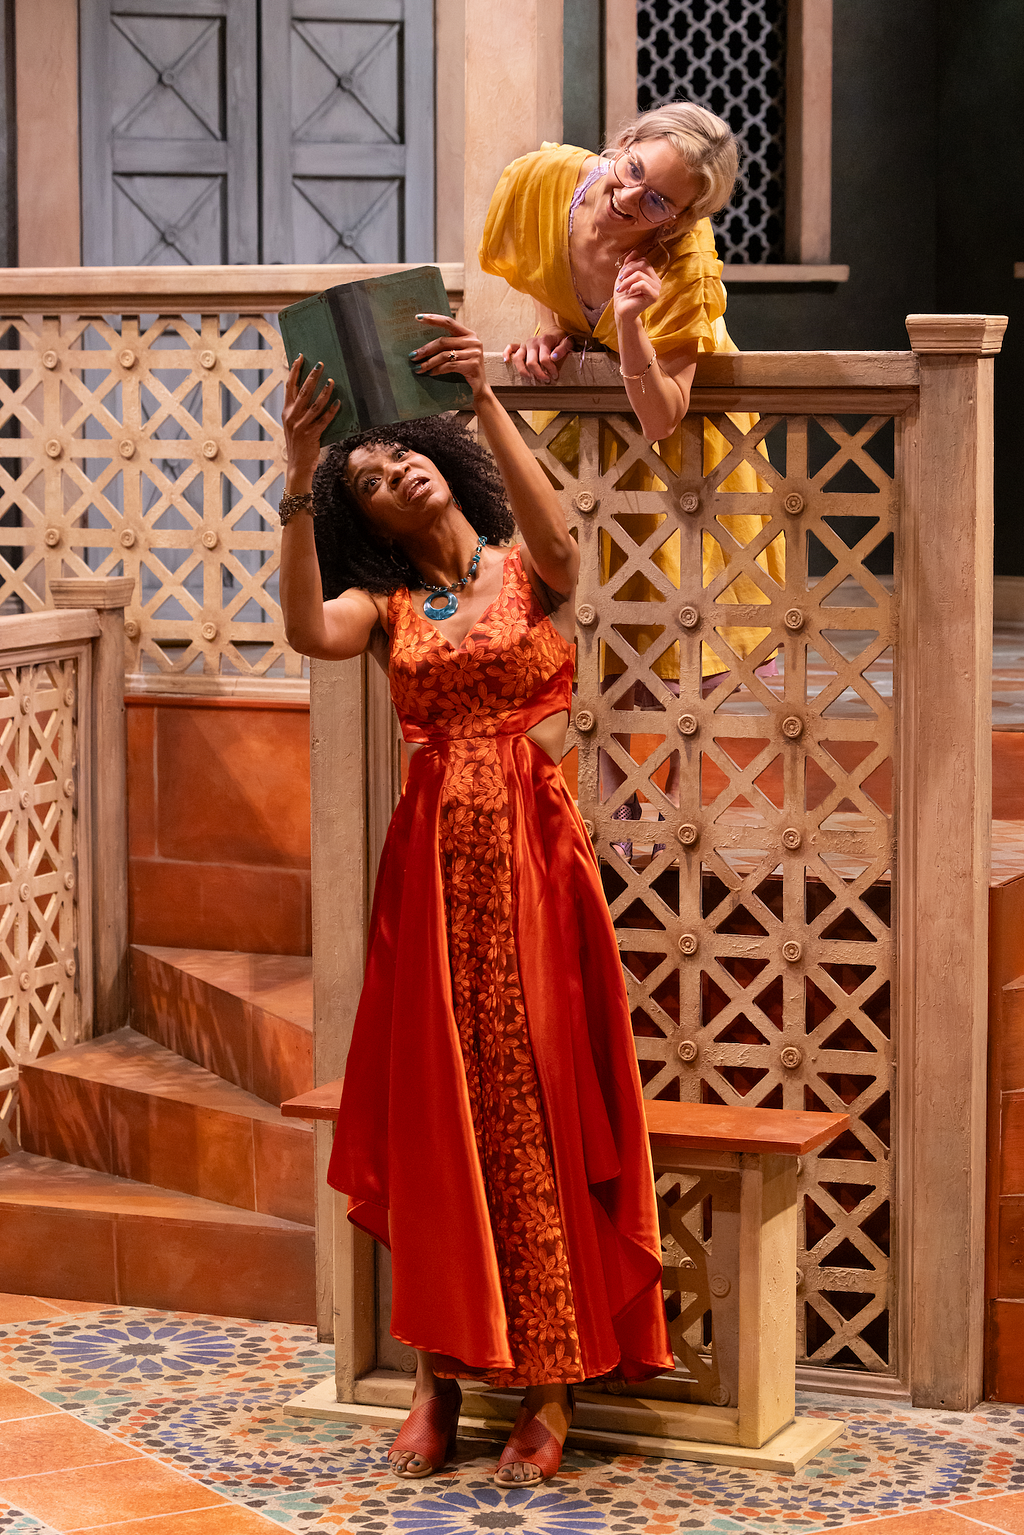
[
  {"left": 462, "top": 0, "right": 563, "bottom": 350},
  {"left": 15, "top": 0, "right": 81, "bottom": 264}
]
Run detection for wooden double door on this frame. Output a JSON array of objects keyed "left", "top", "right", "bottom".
[{"left": 80, "top": 0, "right": 435, "bottom": 266}]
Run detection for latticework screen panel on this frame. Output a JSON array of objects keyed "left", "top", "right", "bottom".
[
  {"left": 521, "top": 405, "right": 896, "bottom": 1379},
  {"left": 0, "top": 315, "right": 299, "bottom": 683},
  {"left": 0, "top": 652, "right": 87, "bottom": 1152},
  {"left": 636, "top": 0, "right": 786, "bottom": 263}
]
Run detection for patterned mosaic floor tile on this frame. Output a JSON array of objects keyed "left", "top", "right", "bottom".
[
  {"left": 0, "top": 1311, "right": 333, "bottom": 1396},
  {"left": 237, "top": 1478, "right": 693, "bottom": 1535},
  {"left": 0, "top": 1508, "right": 58, "bottom": 1535},
  {"left": 2, "top": 1309, "right": 1024, "bottom": 1535}
]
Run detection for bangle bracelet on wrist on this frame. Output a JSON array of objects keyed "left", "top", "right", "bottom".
[
  {"left": 279, "top": 491, "right": 314, "bottom": 526},
  {"left": 619, "top": 353, "right": 658, "bottom": 394}
]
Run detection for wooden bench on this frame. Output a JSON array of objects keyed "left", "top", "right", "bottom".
[{"left": 282, "top": 1082, "right": 849, "bottom": 1472}]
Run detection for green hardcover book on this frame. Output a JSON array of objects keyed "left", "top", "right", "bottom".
[{"left": 279, "top": 266, "right": 474, "bottom": 444}]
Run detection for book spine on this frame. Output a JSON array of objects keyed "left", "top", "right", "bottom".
[{"left": 327, "top": 286, "right": 398, "bottom": 429}]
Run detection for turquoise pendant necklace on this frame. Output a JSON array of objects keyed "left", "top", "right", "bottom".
[{"left": 420, "top": 535, "right": 487, "bottom": 620}]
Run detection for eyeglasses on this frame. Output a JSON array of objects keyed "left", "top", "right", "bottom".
[{"left": 609, "top": 151, "right": 678, "bottom": 226}]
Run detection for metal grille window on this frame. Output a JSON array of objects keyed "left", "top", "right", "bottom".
[{"left": 636, "top": 0, "right": 787, "bottom": 263}]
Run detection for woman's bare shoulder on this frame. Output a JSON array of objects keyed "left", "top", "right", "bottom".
[{"left": 330, "top": 584, "right": 391, "bottom": 638}]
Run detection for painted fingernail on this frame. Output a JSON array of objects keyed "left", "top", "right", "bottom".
[{"left": 414, "top": 313, "right": 426, "bottom": 319}]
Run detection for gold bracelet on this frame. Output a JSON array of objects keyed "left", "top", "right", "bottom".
[
  {"left": 279, "top": 491, "right": 314, "bottom": 526},
  {"left": 619, "top": 353, "right": 658, "bottom": 393}
]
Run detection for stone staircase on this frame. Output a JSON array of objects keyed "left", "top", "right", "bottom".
[{"left": 0, "top": 945, "right": 315, "bottom": 1324}]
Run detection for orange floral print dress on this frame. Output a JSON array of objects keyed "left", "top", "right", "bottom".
[{"left": 328, "top": 545, "right": 672, "bottom": 1386}]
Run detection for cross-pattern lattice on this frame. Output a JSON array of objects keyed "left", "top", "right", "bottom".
[
  {"left": 655, "top": 1167, "right": 737, "bottom": 1401},
  {"left": 637, "top": 0, "right": 786, "bottom": 263},
  {"left": 0, "top": 656, "right": 84, "bottom": 1153},
  {"left": 519, "top": 405, "right": 896, "bottom": 1381},
  {"left": 0, "top": 315, "right": 301, "bottom": 683}
]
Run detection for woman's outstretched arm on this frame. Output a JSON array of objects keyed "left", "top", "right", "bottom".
[
  {"left": 413, "top": 315, "right": 579, "bottom": 599},
  {"left": 278, "top": 357, "right": 381, "bottom": 661}
]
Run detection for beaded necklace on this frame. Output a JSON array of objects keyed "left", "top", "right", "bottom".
[{"left": 417, "top": 535, "right": 487, "bottom": 620}]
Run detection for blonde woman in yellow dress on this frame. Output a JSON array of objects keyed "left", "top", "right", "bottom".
[{"left": 480, "top": 103, "right": 783, "bottom": 843}]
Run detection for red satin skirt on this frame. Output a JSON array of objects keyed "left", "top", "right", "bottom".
[{"left": 327, "top": 728, "right": 672, "bottom": 1386}]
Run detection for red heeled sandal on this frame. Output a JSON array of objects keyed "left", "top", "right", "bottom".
[
  {"left": 388, "top": 1381, "right": 462, "bottom": 1478},
  {"left": 493, "top": 1387, "right": 575, "bottom": 1485}
]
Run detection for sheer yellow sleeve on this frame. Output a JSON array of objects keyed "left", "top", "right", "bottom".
[{"left": 479, "top": 144, "right": 590, "bottom": 327}]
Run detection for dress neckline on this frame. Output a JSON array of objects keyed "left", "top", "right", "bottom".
[
  {"left": 407, "top": 546, "right": 516, "bottom": 656},
  {"left": 566, "top": 159, "right": 613, "bottom": 333},
  {"left": 401, "top": 545, "right": 575, "bottom": 660}
]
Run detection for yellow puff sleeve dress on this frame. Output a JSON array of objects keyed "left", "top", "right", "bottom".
[{"left": 480, "top": 143, "right": 783, "bottom": 679}]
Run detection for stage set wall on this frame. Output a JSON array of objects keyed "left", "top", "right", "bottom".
[
  {"left": 563, "top": 0, "right": 1024, "bottom": 578},
  {"left": 1, "top": 1, "right": 1019, "bottom": 562},
  {"left": 0, "top": 0, "right": 1018, "bottom": 1402}
]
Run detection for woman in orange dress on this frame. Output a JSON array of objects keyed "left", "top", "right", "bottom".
[{"left": 279, "top": 316, "right": 672, "bottom": 1485}]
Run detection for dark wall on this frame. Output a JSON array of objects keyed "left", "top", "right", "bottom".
[
  {"left": 935, "top": 0, "right": 1024, "bottom": 575},
  {"left": 563, "top": 1, "right": 1022, "bottom": 570},
  {"left": 564, "top": 0, "right": 605, "bottom": 153},
  {"left": 715, "top": 0, "right": 1023, "bottom": 574},
  {"left": 723, "top": 0, "right": 939, "bottom": 350}
]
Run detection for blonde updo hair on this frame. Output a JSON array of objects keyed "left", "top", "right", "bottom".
[{"left": 606, "top": 102, "right": 739, "bottom": 236}]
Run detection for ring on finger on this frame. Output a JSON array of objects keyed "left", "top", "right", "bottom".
[{"left": 448, "top": 350, "right": 457, "bottom": 361}]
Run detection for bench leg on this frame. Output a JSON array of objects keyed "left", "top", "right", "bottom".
[
  {"left": 709, "top": 1171, "right": 741, "bottom": 1407},
  {"left": 737, "top": 1152, "right": 798, "bottom": 1448},
  {"left": 333, "top": 1188, "right": 376, "bottom": 1402}
]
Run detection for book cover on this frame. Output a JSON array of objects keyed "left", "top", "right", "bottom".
[{"left": 279, "top": 266, "right": 473, "bottom": 445}]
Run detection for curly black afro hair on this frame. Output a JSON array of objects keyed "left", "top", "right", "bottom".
[{"left": 311, "top": 413, "right": 515, "bottom": 599}]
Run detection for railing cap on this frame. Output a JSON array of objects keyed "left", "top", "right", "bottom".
[
  {"left": 0, "top": 608, "right": 100, "bottom": 650},
  {"left": 484, "top": 349, "right": 920, "bottom": 391},
  {"left": 0, "top": 263, "right": 465, "bottom": 315},
  {"left": 905, "top": 314, "right": 1008, "bottom": 355},
  {"left": 51, "top": 577, "right": 135, "bottom": 611}
]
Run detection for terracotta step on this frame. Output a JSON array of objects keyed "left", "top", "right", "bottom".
[
  {"left": 0, "top": 1151, "right": 314, "bottom": 1323},
  {"left": 130, "top": 944, "right": 313, "bottom": 1104},
  {"left": 994, "top": 731, "right": 1024, "bottom": 820},
  {"left": 19, "top": 1027, "right": 313, "bottom": 1224}
]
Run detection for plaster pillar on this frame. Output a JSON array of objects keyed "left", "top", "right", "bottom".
[
  {"left": 15, "top": 0, "right": 80, "bottom": 265},
  {"left": 604, "top": 0, "right": 638, "bottom": 141},
  {"left": 462, "top": 0, "right": 563, "bottom": 350}
]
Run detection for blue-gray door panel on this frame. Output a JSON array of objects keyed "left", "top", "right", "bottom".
[
  {"left": 80, "top": 0, "right": 258, "bottom": 265},
  {"left": 260, "top": 0, "right": 434, "bottom": 264}
]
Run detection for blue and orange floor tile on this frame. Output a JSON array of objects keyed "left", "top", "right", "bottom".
[{"left": 0, "top": 1294, "right": 1023, "bottom": 1534}]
